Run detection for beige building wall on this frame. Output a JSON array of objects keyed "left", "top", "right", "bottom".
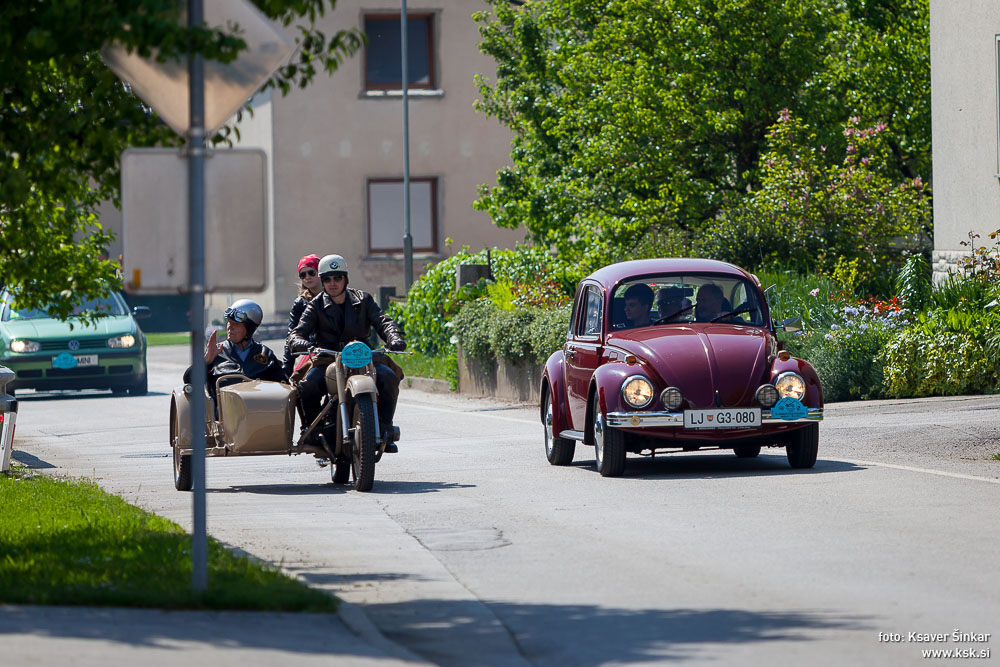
[
  {"left": 930, "top": 0, "right": 1000, "bottom": 280},
  {"left": 268, "top": 0, "right": 521, "bottom": 320}
]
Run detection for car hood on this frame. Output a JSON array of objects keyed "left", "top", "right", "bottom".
[
  {"left": 2, "top": 316, "right": 135, "bottom": 339},
  {"left": 608, "top": 325, "right": 770, "bottom": 408}
]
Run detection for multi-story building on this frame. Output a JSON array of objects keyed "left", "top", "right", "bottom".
[{"left": 930, "top": 0, "right": 1000, "bottom": 280}]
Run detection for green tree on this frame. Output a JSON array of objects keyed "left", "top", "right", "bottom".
[
  {"left": 473, "top": 0, "right": 930, "bottom": 266},
  {"left": 1, "top": 1, "right": 362, "bottom": 319}
]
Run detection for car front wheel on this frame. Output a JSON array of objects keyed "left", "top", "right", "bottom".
[
  {"left": 591, "top": 394, "right": 625, "bottom": 477},
  {"left": 786, "top": 423, "right": 819, "bottom": 469},
  {"left": 543, "top": 389, "right": 575, "bottom": 465}
]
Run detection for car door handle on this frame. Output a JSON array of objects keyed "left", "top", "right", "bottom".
[{"left": 565, "top": 348, "right": 576, "bottom": 360}]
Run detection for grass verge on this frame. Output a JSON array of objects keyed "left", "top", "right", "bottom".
[
  {"left": 145, "top": 332, "right": 191, "bottom": 346},
  {"left": 393, "top": 350, "right": 457, "bottom": 388},
  {"left": 0, "top": 466, "right": 338, "bottom": 612}
]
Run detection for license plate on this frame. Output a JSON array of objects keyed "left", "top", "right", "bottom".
[
  {"left": 684, "top": 408, "right": 761, "bottom": 429},
  {"left": 52, "top": 354, "right": 99, "bottom": 368}
]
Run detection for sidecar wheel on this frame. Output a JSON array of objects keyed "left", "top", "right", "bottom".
[
  {"left": 171, "top": 402, "right": 192, "bottom": 491},
  {"left": 351, "top": 394, "right": 377, "bottom": 492}
]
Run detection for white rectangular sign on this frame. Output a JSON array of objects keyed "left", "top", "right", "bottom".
[{"left": 121, "top": 148, "right": 268, "bottom": 294}]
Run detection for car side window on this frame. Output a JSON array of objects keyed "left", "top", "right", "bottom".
[{"left": 580, "top": 287, "right": 603, "bottom": 336}]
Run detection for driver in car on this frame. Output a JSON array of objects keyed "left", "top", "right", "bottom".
[
  {"left": 184, "top": 299, "right": 286, "bottom": 394},
  {"left": 695, "top": 284, "right": 727, "bottom": 322}
]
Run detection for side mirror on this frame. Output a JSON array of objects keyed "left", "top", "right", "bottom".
[
  {"left": 774, "top": 317, "right": 801, "bottom": 333},
  {"left": 132, "top": 306, "right": 152, "bottom": 320}
]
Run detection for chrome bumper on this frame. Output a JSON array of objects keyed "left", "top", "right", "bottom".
[{"left": 605, "top": 408, "right": 823, "bottom": 428}]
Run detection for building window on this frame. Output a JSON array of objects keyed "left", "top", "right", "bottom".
[
  {"left": 367, "top": 178, "right": 438, "bottom": 254},
  {"left": 364, "top": 14, "right": 436, "bottom": 90}
]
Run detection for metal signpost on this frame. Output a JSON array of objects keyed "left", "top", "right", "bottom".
[
  {"left": 104, "top": 0, "right": 291, "bottom": 592},
  {"left": 401, "top": 0, "right": 414, "bottom": 291}
]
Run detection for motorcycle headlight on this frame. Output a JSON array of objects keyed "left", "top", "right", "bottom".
[
  {"left": 775, "top": 372, "right": 806, "bottom": 400},
  {"left": 107, "top": 334, "right": 136, "bottom": 349},
  {"left": 622, "top": 375, "right": 654, "bottom": 409},
  {"left": 9, "top": 339, "right": 40, "bottom": 353}
]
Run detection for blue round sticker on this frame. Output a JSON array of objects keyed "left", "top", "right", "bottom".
[
  {"left": 340, "top": 341, "right": 372, "bottom": 369},
  {"left": 52, "top": 352, "right": 78, "bottom": 369},
  {"left": 771, "top": 396, "right": 808, "bottom": 421}
]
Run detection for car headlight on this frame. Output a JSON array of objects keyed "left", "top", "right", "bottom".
[
  {"left": 107, "top": 334, "right": 136, "bottom": 349},
  {"left": 9, "top": 339, "right": 40, "bottom": 353},
  {"left": 775, "top": 372, "right": 806, "bottom": 400},
  {"left": 660, "top": 386, "right": 684, "bottom": 411},
  {"left": 622, "top": 375, "right": 654, "bottom": 409}
]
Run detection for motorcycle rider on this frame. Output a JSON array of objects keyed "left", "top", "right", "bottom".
[
  {"left": 184, "top": 299, "right": 286, "bottom": 394},
  {"left": 282, "top": 253, "right": 322, "bottom": 378},
  {"left": 287, "top": 254, "right": 406, "bottom": 453}
]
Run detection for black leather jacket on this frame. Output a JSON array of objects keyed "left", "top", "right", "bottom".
[
  {"left": 288, "top": 288, "right": 403, "bottom": 353},
  {"left": 282, "top": 293, "right": 313, "bottom": 376}
]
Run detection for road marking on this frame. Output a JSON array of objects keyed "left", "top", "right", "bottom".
[
  {"left": 827, "top": 457, "right": 1000, "bottom": 485},
  {"left": 398, "top": 401, "right": 537, "bottom": 426}
]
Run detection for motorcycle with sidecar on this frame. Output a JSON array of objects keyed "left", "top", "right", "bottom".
[{"left": 169, "top": 341, "right": 400, "bottom": 492}]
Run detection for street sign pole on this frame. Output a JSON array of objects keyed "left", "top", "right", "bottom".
[
  {"left": 401, "top": 0, "right": 413, "bottom": 291},
  {"left": 188, "top": 0, "right": 209, "bottom": 593}
]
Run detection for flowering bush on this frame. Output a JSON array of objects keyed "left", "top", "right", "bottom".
[
  {"left": 785, "top": 300, "right": 910, "bottom": 401},
  {"left": 698, "top": 111, "right": 931, "bottom": 292}
]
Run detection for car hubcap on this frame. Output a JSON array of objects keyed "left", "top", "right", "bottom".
[{"left": 594, "top": 412, "right": 605, "bottom": 467}]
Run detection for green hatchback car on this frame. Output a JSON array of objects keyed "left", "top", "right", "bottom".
[{"left": 0, "top": 289, "right": 150, "bottom": 396}]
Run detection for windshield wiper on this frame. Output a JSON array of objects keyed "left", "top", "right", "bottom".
[
  {"left": 710, "top": 304, "right": 758, "bottom": 323},
  {"left": 652, "top": 303, "right": 694, "bottom": 325}
]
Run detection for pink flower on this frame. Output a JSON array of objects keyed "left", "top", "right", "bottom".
[{"left": 809, "top": 288, "right": 820, "bottom": 297}]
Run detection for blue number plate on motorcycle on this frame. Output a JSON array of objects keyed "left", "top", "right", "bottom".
[{"left": 341, "top": 341, "right": 372, "bottom": 369}]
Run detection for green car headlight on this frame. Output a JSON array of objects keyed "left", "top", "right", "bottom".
[
  {"left": 622, "top": 375, "right": 654, "bottom": 409},
  {"left": 9, "top": 339, "right": 40, "bottom": 353},
  {"left": 107, "top": 334, "right": 136, "bottom": 349},
  {"left": 775, "top": 372, "right": 806, "bottom": 400}
]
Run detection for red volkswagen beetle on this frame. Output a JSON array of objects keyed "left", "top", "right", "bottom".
[{"left": 540, "top": 258, "right": 823, "bottom": 477}]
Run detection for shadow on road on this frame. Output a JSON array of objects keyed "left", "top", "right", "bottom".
[
  {"left": 13, "top": 390, "right": 169, "bottom": 401},
  {"left": 10, "top": 450, "right": 57, "bottom": 469},
  {"left": 364, "top": 598, "right": 874, "bottom": 665},
  {"left": 208, "top": 480, "right": 476, "bottom": 495},
  {"left": 567, "top": 452, "right": 864, "bottom": 480}
]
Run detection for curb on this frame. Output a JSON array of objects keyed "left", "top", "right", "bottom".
[{"left": 337, "top": 601, "right": 431, "bottom": 664}]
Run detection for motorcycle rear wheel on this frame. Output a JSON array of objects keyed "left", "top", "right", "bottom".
[{"left": 351, "top": 394, "right": 377, "bottom": 492}]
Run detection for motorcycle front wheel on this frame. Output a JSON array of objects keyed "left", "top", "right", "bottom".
[{"left": 351, "top": 394, "right": 377, "bottom": 492}]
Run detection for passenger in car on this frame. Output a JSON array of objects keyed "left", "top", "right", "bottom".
[
  {"left": 695, "top": 284, "right": 727, "bottom": 322},
  {"left": 622, "top": 283, "right": 654, "bottom": 328},
  {"left": 656, "top": 287, "right": 692, "bottom": 322}
]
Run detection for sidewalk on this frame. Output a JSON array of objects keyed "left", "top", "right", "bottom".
[{"left": 0, "top": 602, "right": 429, "bottom": 666}]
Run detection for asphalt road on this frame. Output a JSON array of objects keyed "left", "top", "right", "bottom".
[{"left": 7, "top": 342, "right": 1000, "bottom": 666}]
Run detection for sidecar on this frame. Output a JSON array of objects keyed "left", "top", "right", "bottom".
[{"left": 169, "top": 374, "right": 324, "bottom": 491}]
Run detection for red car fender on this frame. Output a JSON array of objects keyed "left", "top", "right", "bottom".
[
  {"left": 541, "top": 350, "right": 570, "bottom": 435},
  {"left": 769, "top": 356, "right": 824, "bottom": 407},
  {"left": 591, "top": 363, "right": 637, "bottom": 416}
]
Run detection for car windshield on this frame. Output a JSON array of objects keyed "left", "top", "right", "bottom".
[
  {"left": 2, "top": 293, "right": 128, "bottom": 322},
  {"left": 611, "top": 274, "right": 766, "bottom": 329}
]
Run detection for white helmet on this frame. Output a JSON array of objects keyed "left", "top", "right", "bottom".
[
  {"left": 318, "top": 254, "right": 348, "bottom": 278},
  {"left": 224, "top": 299, "right": 263, "bottom": 338}
]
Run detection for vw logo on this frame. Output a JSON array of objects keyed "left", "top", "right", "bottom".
[{"left": 68, "top": 340, "right": 80, "bottom": 351}]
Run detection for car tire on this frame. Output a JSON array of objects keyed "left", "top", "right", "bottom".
[
  {"left": 543, "top": 388, "right": 575, "bottom": 466},
  {"left": 128, "top": 371, "right": 148, "bottom": 396},
  {"left": 733, "top": 444, "right": 761, "bottom": 458},
  {"left": 786, "top": 423, "right": 819, "bottom": 469},
  {"left": 171, "top": 402, "right": 192, "bottom": 491},
  {"left": 592, "top": 394, "right": 626, "bottom": 477}
]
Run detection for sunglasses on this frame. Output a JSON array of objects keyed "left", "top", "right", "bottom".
[
  {"left": 298, "top": 269, "right": 317, "bottom": 279},
  {"left": 224, "top": 307, "right": 249, "bottom": 323},
  {"left": 321, "top": 274, "right": 346, "bottom": 283}
]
